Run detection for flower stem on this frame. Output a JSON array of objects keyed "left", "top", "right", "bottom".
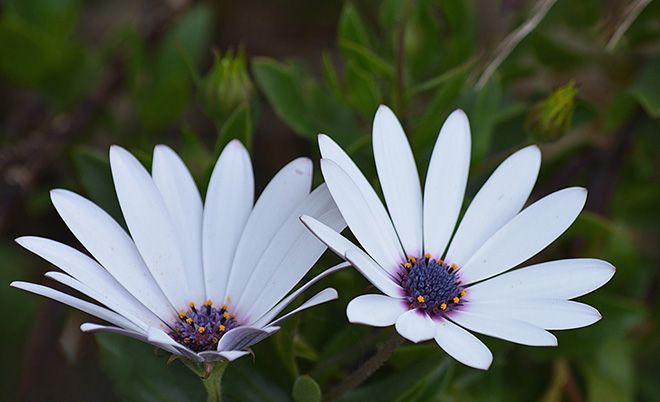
[
  {"left": 201, "top": 362, "right": 228, "bottom": 402},
  {"left": 181, "top": 359, "right": 228, "bottom": 402},
  {"left": 324, "top": 334, "right": 404, "bottom": 401}
]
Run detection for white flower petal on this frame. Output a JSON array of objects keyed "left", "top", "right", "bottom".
[
  {"left": 449, "top": 309, "right": 557, "bottom": 346},
  {"left": 320, "top": 158, "right": 404, "bottom": 273},
  {"left": 227, "top": 157, "right": 312, "bottom": 305},
  {"left": 395, "top": 309, "right": 436, "bottom": 343},
  {"left": 11, "top": 281, "right": 138, "bottom": 331},
  {"left": 110, "top": 146, "right": 189, "bottom": 308},
  {"left": 319, "top": 134, "right": 403, "bottom": 273},
  {"left": 446, "top": 145, "right": 541, "bottom": 266},
  {"left": 372, "top": 105, "right": 423, "bottom": 257},
  {"left": 434, "top": 318, "right": 492, "bottom": 370},
  {"left": 216, "top": 326, "right": 279, "bottom": 352},
  {"left": 17, "top": 236, "right": 161, "bottom": 329},
  {"left": 466, "top": 258, "right": 615, "bottom": 301},
  {"left": 152, "top": 145, "right": 205, "bottom": 304},
  {"left": 50, "top": 189, "right": 173, "bottom": 321},
  {"left": 203, "top": 140, "right": 254, "bottom": 303},
  {"left": 463, "top": 299, "right": 602, "bottom": 330},
  {"left": 301, "top": 215, "right": 402, "bottom": 297},
  {"left": 146, "top": 327, "right": 202, "bottom": 361},
  {"left": 79, "top": 322, "right": 176, "bottom": 352},
  {"left": 237, "top": 185, "right": 346, "bottom": 321},
  {"left": 199, "top": 350, "right": 250, "bottom": 362},
  {"left": 460, "top": 187, "right": 587, "bottom": 284},
  {"left": 346, "top": 294, "right": 409, "bottom": 327},
  {"left": 344, "top": 248, "right": 404, "bottom": 298},
  {"left": 423, "top": 109, "right": 471, "bottom": 259},
  {"left": 269, "top": 288, "right": 338, "bottom": 326},
  {"left": 251, "top": 262, "right": 348, "bottom": 327},
  {"left": 45, "top": 271, "right": 147, "bottom": 331}
]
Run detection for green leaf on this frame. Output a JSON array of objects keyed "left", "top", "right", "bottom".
[
  {"left": 252, "top": 57, "right": 315, "bottom": 136},
  {"left": 96, "top": 335, "right": 204, "bottom": 402},
  {"left": 133, "top": 3, "right": 213, "bottom": 130},
  {"left": 338, "top": 2, "right": 371, "bottom": 49},
  {"left": 470, "top": 76, "right": 502, "bottom": 161},
  {"left": 581, "top": 337, "right": 635, "bottom": 402},
  {"left": 322, "top": 51, "right": 343, "bottom": 99},
  {"left": 345, "top": 61, "right": 382, "bottom": 118},
  {"left": 292, "top": 375, "right": 322, "bottom": 402},
  {"left": 630, "top": 58, "right": 660, "bottom": 118},
  {"left": 338, "top": 39, "right": 394, "bottom": 78}
]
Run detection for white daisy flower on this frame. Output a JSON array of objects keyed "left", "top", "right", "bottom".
[
  {"left": 301, "top": 105, "right": 615, "bottom": 370},
  {"left": 12, "top": 140, "right": 347, "bottom": 363}
]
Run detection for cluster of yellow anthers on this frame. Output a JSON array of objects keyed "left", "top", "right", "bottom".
[
  {"left": 175, "top": 300, "right": 236, "bottom": 345},
  {"left": 402, "top": 254, "right": 466, "bottom": 312}
]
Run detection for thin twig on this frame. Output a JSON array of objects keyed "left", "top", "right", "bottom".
[
  {"left": 605, "top": 0, "right": 652, "bottom": 52},
  {"left": 475, "top": 0, "right": 558, "bottom": 90},
  {"left": 323, "top": 335, "right": 404, "bottom": 402}
]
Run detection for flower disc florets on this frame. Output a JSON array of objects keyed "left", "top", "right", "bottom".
[
  {"left": 170, "top": 300, "right": 238, "bottom": 352},
  {"left": 398, "top": 255, "right": 465, "bottom": 316}
]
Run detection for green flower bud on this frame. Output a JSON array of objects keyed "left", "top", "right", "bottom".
[
  {"left": 526, "top": 81, "right": 577, "bottom": 142},
  {"left": 200, "top": 48, "right": 253, "bottom": 124}
]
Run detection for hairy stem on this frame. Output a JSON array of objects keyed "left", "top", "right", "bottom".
[
  {"left": 202, "top": 362, "right": 228, "bottom": 402},
  {"left": 324, "top": 335, "right": 404, "bottom": 401},
  {"left": 182, "top": 359, "right": 229, "bottom": 402}
]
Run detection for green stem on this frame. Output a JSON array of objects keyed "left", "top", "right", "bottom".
[
  {"left": 324, "top": 335, "right": 404, "bottom": 401},
  {"left": 202, "top": 362, "right": 228, "bottom": 402},
  {"left": 181, "top": 359, "right": 228, "bottom": 402}
]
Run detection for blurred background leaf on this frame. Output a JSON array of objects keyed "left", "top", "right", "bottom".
[{"left": 1, "top": 0, "right": 659, "bottom": 401}]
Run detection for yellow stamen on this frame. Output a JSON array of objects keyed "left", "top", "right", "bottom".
[
  {"left": 403, "top": 262, "right": 411, "bottom": 269},
  {"left": 232, "top": 314, "right": 237, "bottom": 319},
  {"left": 417, "top": 295, "right": 425, "bottom": 303},
  {"left": 183, "top": 337, "right": 191, "bottom": 343},
  {"left": 218, "top": 325, "right": 226, "bottom": 332},
  {"left": 185, "top": 317, "right": 193, "bottom": 325},
  {"left": 212, "top": 337, "right": 219, "bottom": 343},
  {"left": 424, "top": 253, "right": 431, "bottom": 259},
  {"left": 460, "top": 290, "right": 466, "bottom": 297},
  {"left": 437, "top": 259, "right": 444, "bottom": 265},
  {"left": 198, "top": 326, "right": 206, "bottom": 334},
  {"left": 408, "top": 256, "right": 416, "bottom": 263},
  {"left": 453, "top": 296, "right": 460, "bottom": 303},
  {"left": 440, "top": 303, "right": 447, "bottom": 311},
  {"left": 203, "top": 299, "right": 213, "bottom": 307},
  {"left": 450, "top": 263, "right": 458, "bottom": 271},
  {"left": 223, "top": 312, "right": 230, "bottom": 319},
  {"left": 189, "top": 302, "right": 196, "bottom": 308},
  {"left": 178, "top": 311, "right": 186, "bottom": 319},
  {"left": 221, "top": 304, "right": 228, "bottom": 311}
]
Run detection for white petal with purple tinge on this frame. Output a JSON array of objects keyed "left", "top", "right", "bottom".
[
  {"left": 450, "top": 309, "right": 558, "bottom": 346},
  {"left": 395, "top": 309, "right": 436, "bottom": 343},
  {"left": 203, "top": 140, "right": 254, "bottom": 304},
  {"left": 434, "top": 318, "right": 493, "bottom": 370},
  {"left": 446, "top": 145, "right": 541, "bottom": 267},
  {"left": 347, "top": 294, "right": 409, "bottom": 327},
  {"left": 321, "top": 158, "right": 404, "bottom": 272},
  {"left": 372, "top": 105, "right": 423, "bottom": 257},
  {"left": 423, "top": 109, "right": 471, "bottom": 259},
  {"left": 466, "top": 258, "right": 615, "bottom": 301},
  {"left": 460, "top": 187, "right": 587, "bottom": 284}
]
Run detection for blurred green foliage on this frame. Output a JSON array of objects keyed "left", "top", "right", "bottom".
[{"left": 1, "top": 0, "right": 659, "bottom": 401}]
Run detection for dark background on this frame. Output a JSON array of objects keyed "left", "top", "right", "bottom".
[{"left": 1, "top": 0, "right": 659, "bottom": 401}]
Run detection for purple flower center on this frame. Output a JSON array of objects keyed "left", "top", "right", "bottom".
[
  {"left": 169, "top": 301, "right": 238, "bottom": 352},
  {"left": 398, "top": 255, "right": 465, "bottom": 316}
]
